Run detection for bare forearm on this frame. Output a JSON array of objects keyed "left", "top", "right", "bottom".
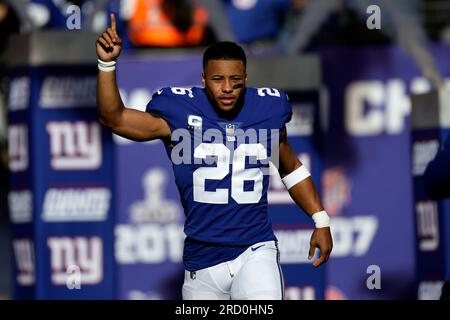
[
  {"left": 288, "top": 178, "right": 324, "bottom": 217},
  {"left": 278, "top": 126, "right": 324, "bottom": 217},
  {"left": 277, "top": 129, "right": 332, "bottom": 264},
  {"left": 96, "top": 70, "right": 124, "bottom": 127}
]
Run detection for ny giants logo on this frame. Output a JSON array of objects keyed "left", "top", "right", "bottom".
[
  {"left": 47, "top": 236, "right": 103, "bottom": 286},
  {"left": 9, "top": 124, "right": 28, "bottom": 172},
  {"left": 416, "top": 201, "right": 439, "bottom": 252},
  {"left": 46, "top": 121, "right": 102, "bottom": 170}
]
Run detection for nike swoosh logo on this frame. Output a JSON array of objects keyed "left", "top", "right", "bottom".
[{"left": 251, "top": 244, "right": 265, "bottom": 251}]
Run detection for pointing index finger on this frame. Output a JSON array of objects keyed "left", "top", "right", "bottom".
[{"left": 111, "top": 13, "right": 116, "bottom": 32}]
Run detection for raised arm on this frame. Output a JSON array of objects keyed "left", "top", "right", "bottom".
[
  {"left": 278, "top": 126, "right": 333, "bottom": 267},
  {"left": 96, "top": 14, "right": 171, "bottom": 142}
]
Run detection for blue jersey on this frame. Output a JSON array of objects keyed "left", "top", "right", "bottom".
[{"left": 146, "top": 86, "right": 292, "bottom": 271}]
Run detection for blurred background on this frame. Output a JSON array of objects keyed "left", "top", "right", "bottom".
[{"left": 1, "top": 0, "right": 450, "bottom": 300}]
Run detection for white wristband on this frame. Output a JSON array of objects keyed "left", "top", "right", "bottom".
[
  {"left": 98, "top": 59, "right": 116, "bottom": 72},
  {"left": 311, "top": 210, "right": 330, "bottom": 228},
  {"left": 282, "top": 165, "right": 311, "bottom": 190}
]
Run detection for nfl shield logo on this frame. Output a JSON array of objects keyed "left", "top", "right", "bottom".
[{"left": 226, "top": 123, "right": 235, "bottom": 141}]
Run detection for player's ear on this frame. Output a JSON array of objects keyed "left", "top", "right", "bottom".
[{"left": 201, "top": 73, "right": 206, "bottom": 86}]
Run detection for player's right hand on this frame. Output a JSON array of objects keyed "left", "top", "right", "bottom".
[{"left": 96, "top": 14, "right": 122, "bottom": 62}]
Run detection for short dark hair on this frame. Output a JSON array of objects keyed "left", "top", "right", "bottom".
[{"left": 202, "top": 41, "right": 247, "bottom": 68}]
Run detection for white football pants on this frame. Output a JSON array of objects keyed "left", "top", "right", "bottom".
[{"left": 182, "top": 240, "right": 284, "bottom": 300}]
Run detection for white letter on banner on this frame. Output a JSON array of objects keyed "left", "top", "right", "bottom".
[{"left": 345, "top": 81, "right": 384, "bottom": 136}]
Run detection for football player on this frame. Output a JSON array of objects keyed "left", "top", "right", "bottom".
[{"left": 96, "top": 14, "right": 332, "bottom": 300}]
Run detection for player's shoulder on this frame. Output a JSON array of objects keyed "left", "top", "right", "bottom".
[
  {"left": 246, "top": 87, "right": 289, "bottom": 102},
  {"left": 147, "top": 86, "right": 205, "bottom": 119},
  {"left": 152, "top": 86, "right": 203, "bottom": 101},
  {"left": 246, "top": 87, "right": 291, "bottom": 124},
  {"left": 246, "top": 87, "right": 290, "bottom": 113}
]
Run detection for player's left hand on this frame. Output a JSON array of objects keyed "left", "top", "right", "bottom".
[
  {"left": 308, "top": 227, "right": 333, "bottom": 267},
  {"left": 96, "top": 13, "right": 122, "bottom": 62}
]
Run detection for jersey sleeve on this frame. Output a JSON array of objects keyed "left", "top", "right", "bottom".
[
  {"left": 253, "top": 87, "right": 292, "bottom": 129},
  {"left": 145, "top": 87, "right": 176, "bottom": 131}
]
